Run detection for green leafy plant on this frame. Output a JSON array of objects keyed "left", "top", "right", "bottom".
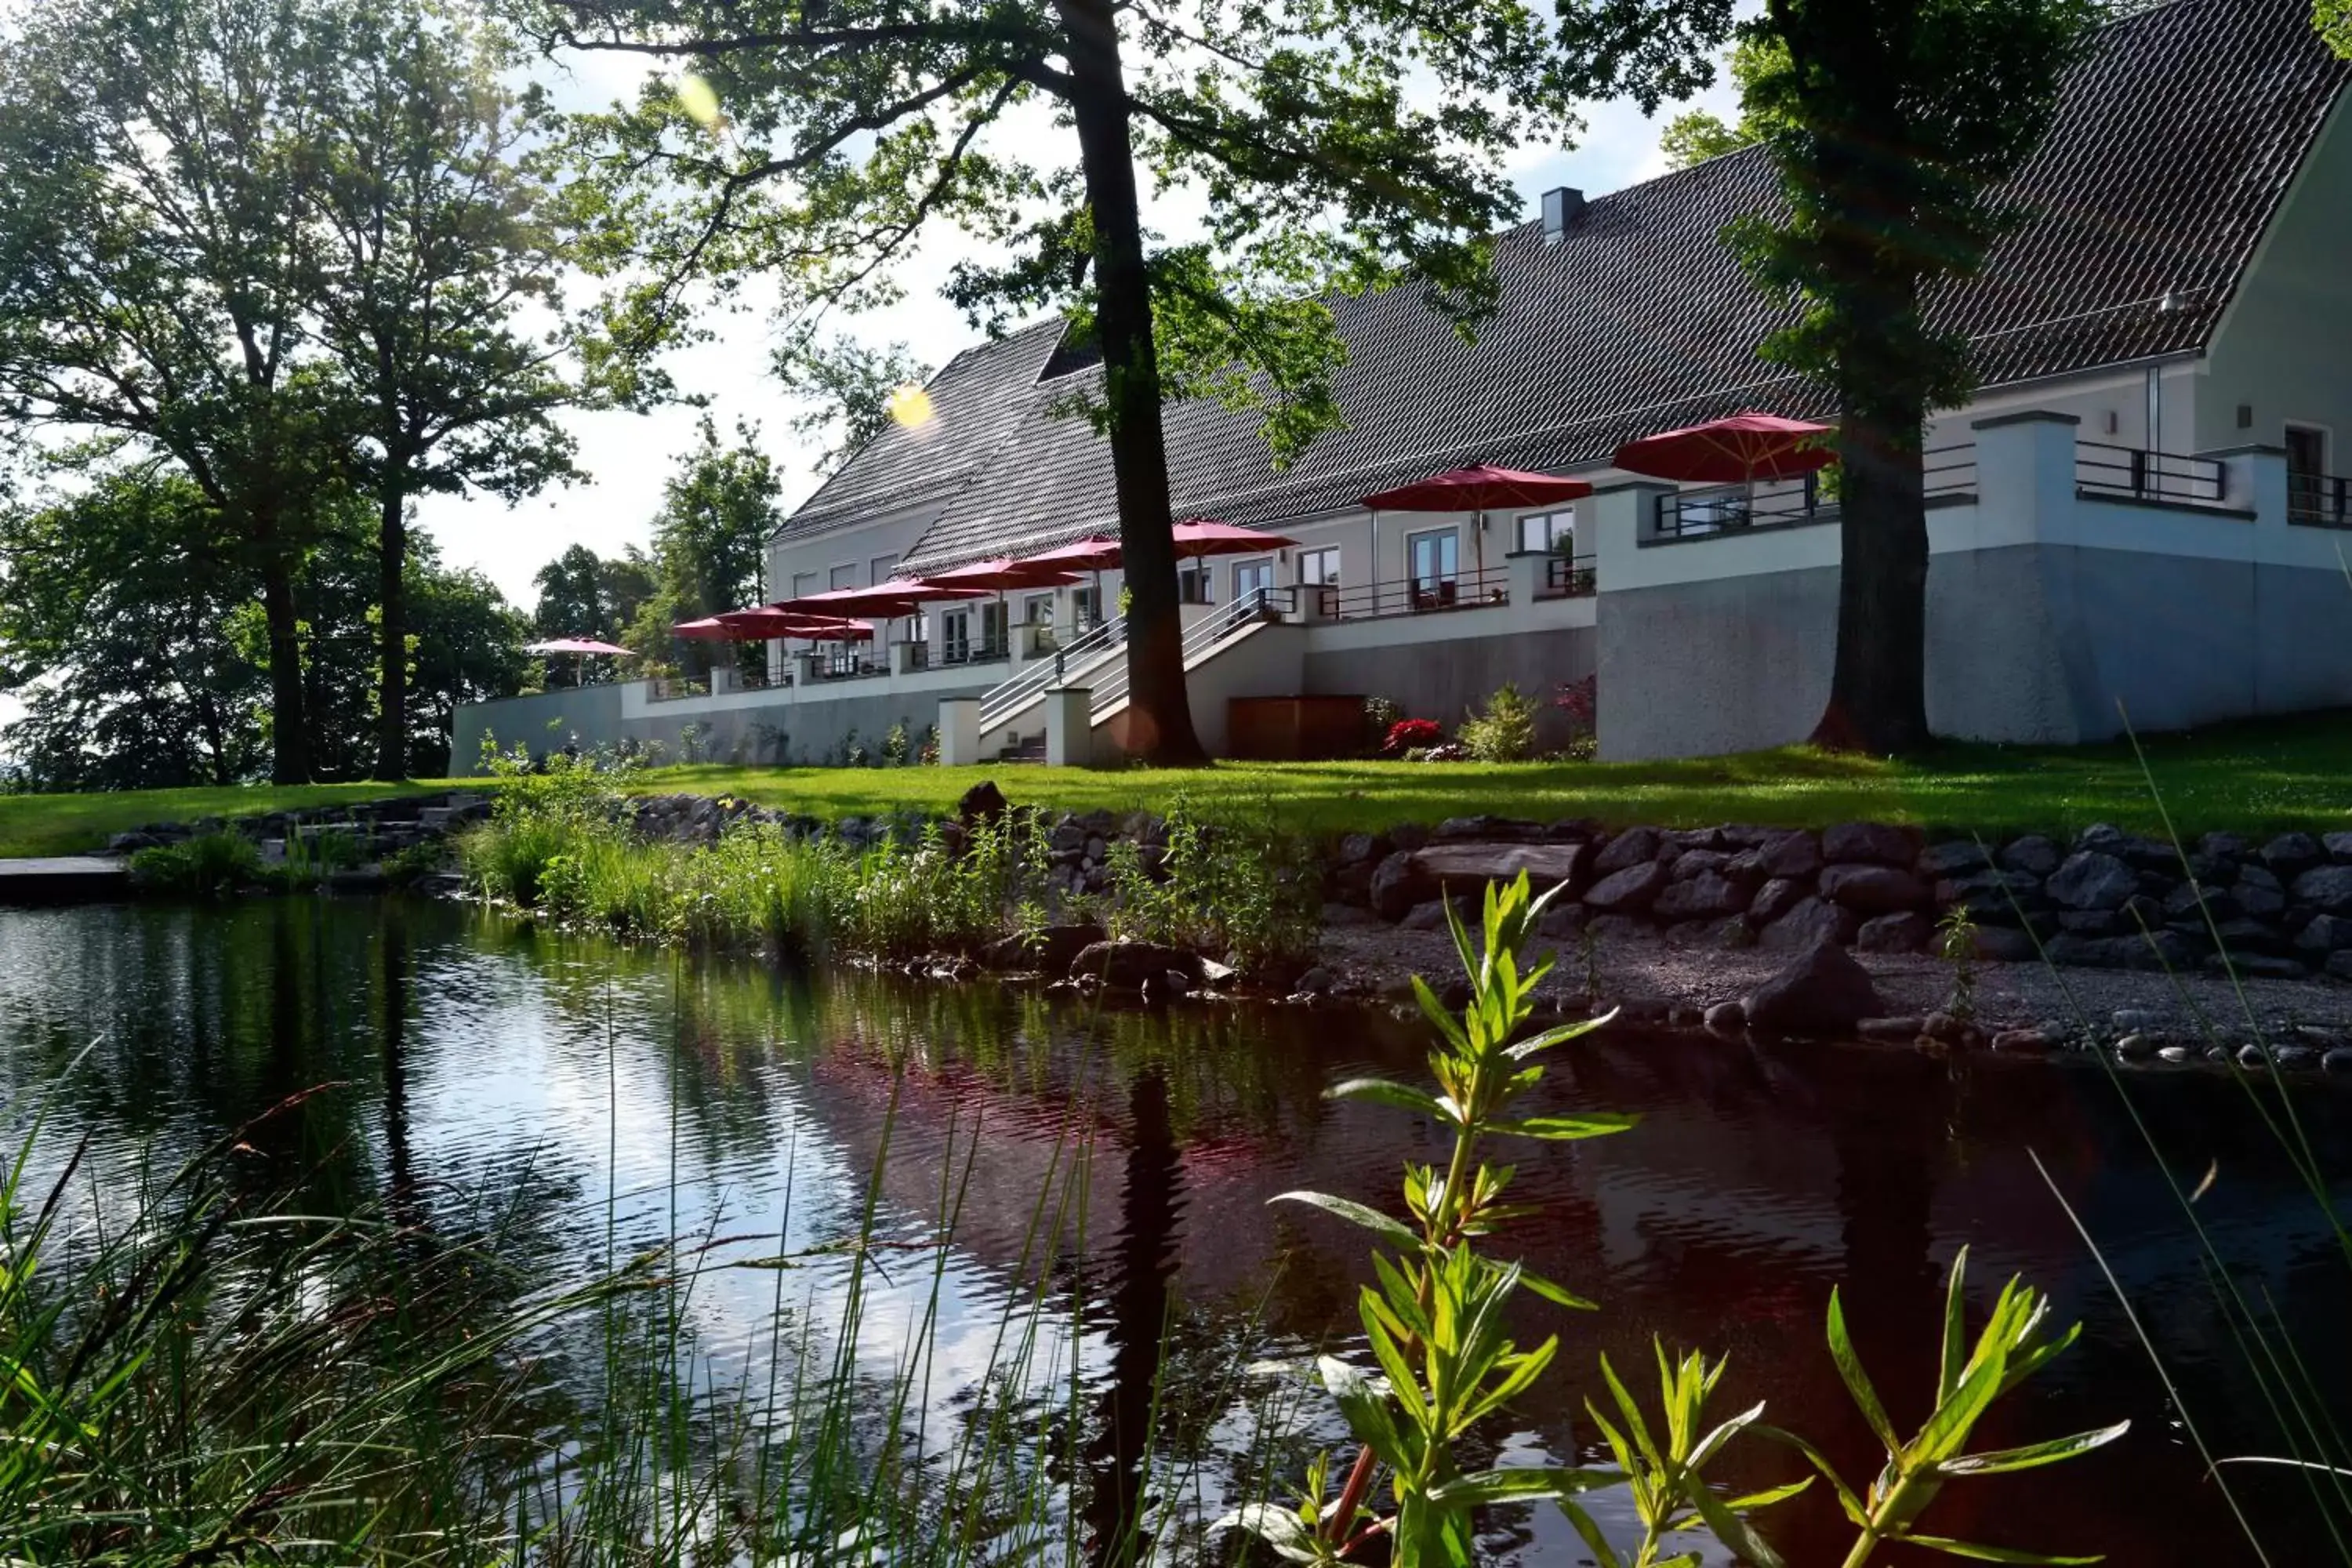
[
  {"left": 1764, "top": 1250, "right": 2129, "bottom": 1567},
  {"left": 1457, "top": 682, "right": 1537, "bottom": 762},
  {"left": 126, "top": 830, "right": 261, "bottom": 896},
  {"left": 883, "top": 720, "right": 912, "bottom": 767},
  {"left": 1937, "top": 902, "right": 1980, "bottom": 1022}
]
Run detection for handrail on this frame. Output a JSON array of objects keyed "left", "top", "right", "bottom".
[
  {"left": 976, "top": 613, "right": 1127, "bottom": 731},
  {"left": 2074, "top": 441, "right": 2224, "bottom": 506},
  {"left": 2288, "top": 470, "right": 2352, "bottom": 528},
  {"left": 1087, "top": 590, "right": 1286, "bottom": 720}
]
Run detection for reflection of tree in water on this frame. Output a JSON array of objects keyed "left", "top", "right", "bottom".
[{"left": 1080, "top": 1068, "right": 1182, "bottom": 1567}]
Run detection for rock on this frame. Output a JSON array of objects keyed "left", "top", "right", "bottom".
[
  {"left": 1335, "top": 833, "right": 1381, "bottom": 866},
  {"left": 1402, "top": 898, "right": 1468, "bottom": 931},
  {"left": 2330, "top": 951, "right": 2352, "bottom": 982},
  {"left": 1749, "top": 877, "right": 1809, "bottom": 925},
  {"left": 2046, "top": 851, "right": 2140, "bottom": 911},
  {"left": 2326, "top": 831, "right": 2352, "bottom": 862},
  {"left": 1759, "top": 897, "right": 1857, "bottom": 951},
  {"left": 2261, "top": 833, "right": 2326, "bottom": 877},
  {"left": 1858, "top": 1016, "right": 1927, "bottom": 1040},
  {"left": 2000, "top": 835, "right": 2065, "bottom": 877},
  {"left": 106, "top": 831, "right": 165, "bottom": 854},
  {"left": 1762, "top": 831, "right": 1824, "bottom": 879},
  {"left": 1823, "top": 821, "right": 1915, "bottom": 866},
  {"left": 2275, "top": 1045, "right": 2319, "bottom": 1070},
  {"left": 2058, "top": 909, "right": 2124, "bottom": 937},
  {"left": 985, "top": 923, "right": 1105, "bottom": 973},
  {"left": 1069, "top": 940, "right": 1204, "bottom": 989},
  {"left": 2046, "top": 929, "right": 2194, "bottom": 970},
  {"left": 2113, "top": 1007, "right": 2163, "bottom": 1032},
  {"left": 1703, "top": 1000, "right": 1747, "bottom": 1034},
  {"left": 1857, "top": 910, "right": 1934, "bottom": 953},
  {"left": 1668, "top": 848, "right": 1731, "bottom": 881},
  {"left": 1583, "top": 861, "right": 1669, "bottom": 913},
  {"left": 1918, "top": 840, "right": 1991, "bottom": 877},
  {"left": 1322, "top": 902, "right": 1382, "bottom": 928},
  {"left": 1920, "top": 1011, "right": 1963, "bottom": 1041},
  {"left": 2158, "top": 1044, "right": 2194, "bottom": 1063},
  {"left": 2234, "top": 866, "right": 2288, "bottom": 919},
  {"left": 1653, "top": 872, "right": 1748, "bottom": 921},
  {"left": 1973, "top": 926, "right": 2041, "bottom": 962},
  {"left": 1160, "top": 969, "right": 1193, "bottom": 998},
  {"left": 1295, "top": 965, "right": 1335, "bottom": 994},
  {"left": 1411, "top": 841, "right": 1588, "bottom": 901},
  {"left": 1370, "top": 851, "right": 1432, "bottom": 921},
  {"left": 1199, "top": 957, "right": 1239, "bottom": 985},
  {"left": 1819, "top": 863, "right": 1930, "bottom": 914},
  {"left": 1992, "top": 1028, "right": 2052, "bottom": 1053},
  {"left": 2163, "top": 881, "right": 2234, "bottom": 921},
  {"left": 2290, "top": 864, "right": 2352, "bottom": 914},
  {"left": 2295, "top": 913, "right": 2352, "bottom": 953},
  {"left": 1386, "top": 822, "right": 1432, "bottom": 852},
  {"left": 2325, "top": 1047, "right": 2352, "bottom": 1073},
  {"left": 2114, "top": 1032, "right": 2157, "bottom": 1059},
  {"left": 2200, "top": 831, "right": 2251, "bottom": 861},
  {"left": 1743, "top": 940, "right": 1888, "bottom": 1035},
  {"left": 1537, "top": 903, "right": 1590, "bottom": 939},
  {"left": 1592, "top": 827, "right": 1663, "bottom": 874},
  {"left": 2211, "top": 953, "right": 2308, "bottom": 980},
  {"left": 2238, "top": 1043, "right": 2271, "bottom": 1069}
]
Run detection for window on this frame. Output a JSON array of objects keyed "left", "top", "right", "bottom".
[
  {"left": 980, "top": 600, "right": 1007, "bottom": 654},
  {"left": 1517, "top": 508, "right": 1574, "bottom": 554},
  {"left": 869, "top": 553, "right": 899, "bottom": 585},
  {"left": 1294, "top": 546, "right": 1339, "bottom": 586},
  {"left": 1406, "top": 528, "right": 1458, "bottom": 608},
  {"left": 828, "top": 563, "right": 858, "bottom": 591},
  {"left": 790, "top": 571, "right": 818, "bottom": 599},
  {"left": 1023, "top": 593, "right": 1054, "bottom": 625},
  {"left": 1178, "top": 563, "right": 1213, "bottom": 604},
  {"left": 2287, "top": 424, "right": 2329, "bottom": 523},
  {"left": 1232, "top": 557, "right": 1274, "bottom": 609},
  {"left": 941, "top": 607, "right": 971, "bottom": 662},
  {"left": 1073, "top": 584, "right": 1102, "bottom": 626}
]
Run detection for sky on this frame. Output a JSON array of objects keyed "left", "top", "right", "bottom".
[{"left": 415, "top": 49, "right": 1740, "bottom": 612}]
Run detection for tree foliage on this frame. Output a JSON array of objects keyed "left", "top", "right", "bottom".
[
  {"left": 625, "top": 417, "right": 783, "bottom": 679},
  {"left": 1656, "top": 34, "right": 1791, "bottom": 169},
  {"left": 514, "top": 0, "right": 1595, "bottom": 761},
  {"left": 773, "top": 332, "right": 932, "bottom": 477}
]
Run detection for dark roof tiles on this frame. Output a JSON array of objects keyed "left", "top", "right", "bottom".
[{"left": 775, "top": 0, "right": 2343, "bottom": 571}]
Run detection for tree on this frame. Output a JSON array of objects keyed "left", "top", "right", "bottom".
[
  {"left": 307, "top": 0, "right": 631, "bottom": 782},
  {"left": 626, "top": 417, "right": 782, "bottom": 680},
  {"left": 530, "top": 542, "right": 652, "bottom": 683},
  {"left": 0, "top": 0, "right": 340, "bottom": 783},
  {"left": 774, "top": 331, "right": 932, "bottom": 477},
  {"left": 1565, "top": 0, "right": 2092, "bottom": 753},
  {"left": 0, "top": 471, "right": 269, "bottom": 789},
  {"left": 1656, "top": 34, "right": 1789, "bottom": 169},
  {"left": 2323, "top": 0, "right": 2351, "bottom": 58},
  {"left": 517, "top": 0, "right": 1591, "bottom": 764}
]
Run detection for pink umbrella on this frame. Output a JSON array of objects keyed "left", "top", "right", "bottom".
[
  {"left": 1359, "top": 465, "right": 1592, "bottom": 597},
  {"left": 1017, "top": 534, "right": 1125, "bottom": 626},
  {"left": 778, "top": 576, "right": 989, "bottom": 619},
  {"left": 525, "top": 636, "right": 633, "bottom": 688},
  {"left": 922, "top": 557, "right": 1081, "bottom": 656},
  {"left": 1612, "top": 411, "right": 1835, "bottom": 485},
  {"left": 714, "top": 605, "right": 859, "bottom": 637}
]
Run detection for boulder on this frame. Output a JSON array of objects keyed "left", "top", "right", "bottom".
[
  {"left": 2326, "top": 831, "right": 2352, "bottom": 863},
  {"left": 1652, "top": 871, "right": 1748, "bottom": 921},
  {"left": 2046, "top": 851, "right": 2139, "bottom": 910},
  {"left": 1537, "top": 902, "right": 1589, "bottom": 940},
  {"left": 1748, "top": 877, "right": 1808, "bottom": 925},
  {"left": 1434, "top": 815, "right": 1544, "bottom": 840},
  {"left": 1759, "top": 896, "right": 1857, "bottom": 951},
  {"left": 1410, "top": 841, "right": 1588, "bottom": 901},
  {"left": 1918, "top": 840, "right": 1991, "bottom": 877},
  {"left": 2262, "top": 832, "right": 2327, "bottom": 877},
  {"left": 1370, "top": 851, "right": 1433, "bottom": 921},
  {"left": 1668, "top": 848, "right": 1732, "bottom": 881},
  {"left": 1742, "top": 939, "right": 1889, "bottom": 1035},
  {"left": 1972, "top": 925, "right": 2040, "bottom": 962},
  {"left": 1592, "top": 827, "right": 1663, "bottom": 875},
  {"left": 1334, "top": 833, "right": 1382, "bottom": 866},
  {"left": 2325, "top": 1047, "right": 2352, "bottom": 1073},
  {"left": 2290, "top": 863, "right": 2352, "bottom": 914},
  {"left": 2234, "top": 865, "right": 2288, "bottom": 919},
  {"left": 2331, "top": 950, "right": 2352, "bottom": 982},
  {"left": 1857, "top": 910, "right": 1935, "bottom": 953},
  {"left": 2295, "top": 913, "right": 2352, "bottom": 953},
  {"left": 1762, "top": 830, "right": 1824, "bottom": 879},
  {"left": 1823, "top": 821, "right": 1915, "bottom": 866},
  {"left": 1703, "top": 1000, "right": 1747, "bottom": 1034},
  {"left": 1999, "top": 835, "right": 2064, "bottom": 877},
  {"left": 956, "top": 780, "right": 1009, "bottom": 829},
  {"left": 1070, "top": 941, "right": 1207, "bottom": 989},
  {"left": 1403, "top": 898, "right": 1471, "bottom": 931},
  {"left": 1583, "top": 861, "right": 1670, "bottom": 913},
  {"left": 1818, "top": 863, "right": 1930, "bottom": 914}
]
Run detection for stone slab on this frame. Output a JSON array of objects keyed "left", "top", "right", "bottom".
[{"left": 0, "top": 856, "right": 132, "bottom": 905}]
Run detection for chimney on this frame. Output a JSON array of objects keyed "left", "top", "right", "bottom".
[{"left": 1541, "top": 186, "right": 1584, "bottom": 245}]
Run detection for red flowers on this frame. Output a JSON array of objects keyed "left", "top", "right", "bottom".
[{"left": 1384, "top": 717, "right": 1443, "bottom": 754}]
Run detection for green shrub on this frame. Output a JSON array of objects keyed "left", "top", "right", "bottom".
[
  {"left": 127, "top": 831, "right": 261, "bottom": 896},
  {"left": 1458, "top": 680, "right": 1537, "bottom": 761},
  {"left": 1103, "top": 792, "right": 1319, "bottom": 970}
]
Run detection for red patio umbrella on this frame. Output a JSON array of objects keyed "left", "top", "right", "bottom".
[
  {"left": 525, "top": 637, "right": 633, "bottom": 688},
  {"left": 1358, "top": 465, "right": 1592, "bottom": 601},
  {"left": 1170, "top": 517, "right": 1299, "bottom": 557},
  {"left": 713, "top": 605, "right": 859, "bottom": 637},
  {"left": 1018, "top": 534, "right": 1124, "bottom": 625},
  {"left": 1612, "top": 410, "right": 1835, "bottom": 484},
  {"left": 778, "top": 576, "right": 990, "bottom": 619},
  {"left": 922, "top": 557, "right": 1082, "bottom": 654}
]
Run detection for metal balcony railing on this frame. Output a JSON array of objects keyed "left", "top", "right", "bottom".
[
  {"left": 2288, "top": 471, "right": 2352, "bottom": 528},
  {"left": 1086, "top": 590, "right": 1289, "bottom": 720},
  {"left": 1323, "top": 568, "right": 1511, "bottom": 619},
  {"left": 977, "top": 614, "right": 1127, "bottom": 732},
  {"left": 2075, "top": 441, "right": 2227, "bottom": 506}
]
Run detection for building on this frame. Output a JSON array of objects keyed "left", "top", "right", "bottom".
[{"left": 456, "top": 0, "right": 2352, "bottom": 770}]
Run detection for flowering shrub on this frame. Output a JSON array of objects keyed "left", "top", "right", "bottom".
[
  {"left": 1383, "top": 717, "right": 1443, "bottom": 754},
  {"left": 1554, "top": 673, "right": 1599, "bottom": 759}
]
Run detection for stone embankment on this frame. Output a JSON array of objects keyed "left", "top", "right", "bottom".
[
  {"left": 1327, "top": 815, "right": 2352, "bottom": 984},
  {"left": 104, "top": 790, "right": 496, "bottom": 866}
]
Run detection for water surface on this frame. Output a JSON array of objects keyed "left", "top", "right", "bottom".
[{"left": 4, "top": 897, "right": 2349, "bottom": 1564}]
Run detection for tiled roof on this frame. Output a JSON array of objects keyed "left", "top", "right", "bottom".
[{"left": 776, "top": 0, "right": 2346, "bottom": 571}]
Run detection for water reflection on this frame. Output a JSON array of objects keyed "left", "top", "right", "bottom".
[{"left": 3, "top": 898, "right": 2350, "bottom": 1563}]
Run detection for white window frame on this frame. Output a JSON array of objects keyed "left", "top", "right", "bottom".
[
  {"left": 1231, "top": 555, "right": 1275, "bottom": 608},
  {"left": 1516, "top": 508, "right": 1575, "bottom": 554},
  {"left": 869, "top": 553, "right": 900, "bottom": 585},
  {"left": 1294, "top": 545, "right": 1339, "bottom": 586},
  {"left": 828, "top": 561, "right": 859, "bottom": 592},
  {"left": 1406, "top": 527, "right": 1459, "bottom": 604}
]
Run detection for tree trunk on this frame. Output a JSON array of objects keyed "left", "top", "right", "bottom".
[
  {"left": 374, "top": 485, "right": 410, "bottom": 781},
  {"left": 253, "top": 502, "right": 312, "bottom": 785},
  {"left": 1812, "top": 405, "right": 1933, "bottom": 754},
  {"left": 1053, "top": 0, "right": 1208, "bottom": 766}
]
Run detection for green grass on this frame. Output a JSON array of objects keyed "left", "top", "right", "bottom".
[
  {"left": 635, "top": 709, "right": 2352, "bottom": 840},
  {"left": 5, "top": 708, "right": 2349, "bottom": 858},
  {"left": 0, "top": 780, "right": 461, "bottom": 858}
]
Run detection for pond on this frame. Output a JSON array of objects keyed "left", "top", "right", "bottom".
[{"left": 3, "top": 895, "right": 2349, "bottom": 1564}]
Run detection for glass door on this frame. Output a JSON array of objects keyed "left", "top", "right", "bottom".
[{"left": 1407, "top": 528, "right": 1458, "bottom": 609}]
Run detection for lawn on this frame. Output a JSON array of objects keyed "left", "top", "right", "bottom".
[
  {"left": 0, "top": 780, "right": 462, "bottom": 859},
  {"left": 4, "top": 710, "right": 2347, "bottom": 857},
  {"left": 637, "top": 709, "right": 2352, "bottom": 840}
]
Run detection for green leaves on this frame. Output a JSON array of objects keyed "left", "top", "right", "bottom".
[{"left": 1270, "top": 1189, "right": 1419, "bottom": 1248}]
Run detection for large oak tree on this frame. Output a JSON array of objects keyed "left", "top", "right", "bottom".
[{"left": 516, "top": 0, "right": 1592, "bottom": 763}]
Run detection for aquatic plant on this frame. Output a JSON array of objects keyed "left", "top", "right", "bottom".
[
  {"left": 126, "top": 829, "right": 263, "bottom": 895},
  {"left": 1241, "top": 873, "right": 2125, "bottom": 1567}
]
